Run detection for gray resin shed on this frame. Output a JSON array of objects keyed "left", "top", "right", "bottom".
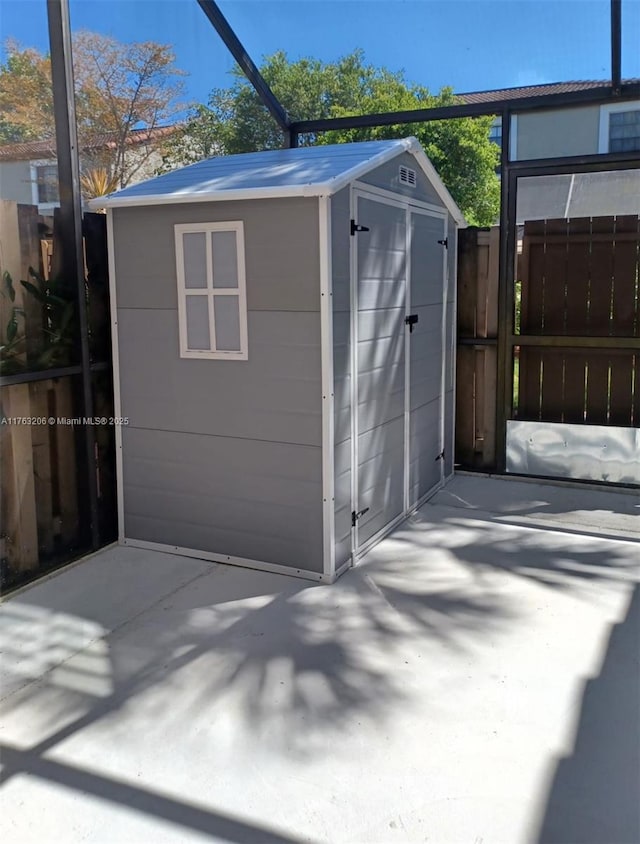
[{"left": 97, "top": 137, "right": 464, "bottom": 582}]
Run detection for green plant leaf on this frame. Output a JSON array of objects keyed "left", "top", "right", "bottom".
[
  {"left": 45, "top": 293, "right": 68, "bottom": 307},
  {"left": 3, "top": 271, "right": 16, "bottom": 302},
  {"left": 28, "top": 266, "right": 46, "bottom": 292},
  {"left": 6, "top": 314, "right": 18, "bottom": 342},
  {"left": 20, "top": 279, "right": 46, "bottom": 303}
]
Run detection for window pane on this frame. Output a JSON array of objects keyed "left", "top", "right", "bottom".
[
  {"left": 183, "top": 232, "right": 207, "bottom": 289},
  {"left": 37, "top": 165, "right": 59, "bottom": 204},
  {"left": 185, "top": 295, "right": 210, "bottom": 350},
  {"left": 211, "top": 231, "right": 238, "bottom": 288},
  {"left": 214, "top": 295, "right": 241, "bottom": 351}
]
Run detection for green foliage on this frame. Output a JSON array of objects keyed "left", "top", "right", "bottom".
[
  {"left": 0, "top": 268, "right": 77, "bottom": 375},
  {"left": 160, "top": 50, "right": 500, "bottom": 225}
]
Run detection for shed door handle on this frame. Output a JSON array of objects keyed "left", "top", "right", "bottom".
[{"left": 405, "top": 314, "right": 419, "bottom": 332}]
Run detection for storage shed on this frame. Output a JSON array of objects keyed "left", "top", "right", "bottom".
[{"left": 97, "top": 137, "right": 464, "bottom": 582}]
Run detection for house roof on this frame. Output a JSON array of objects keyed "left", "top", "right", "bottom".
[
  {"left": 456, "top": 79, "right": 629, "bottom": 105},
  {"left": 0, "top": 126, "right": 176, "bottom": 162},
  {"left": 90, "top": 137, "right": 465, "bottom": 223}
]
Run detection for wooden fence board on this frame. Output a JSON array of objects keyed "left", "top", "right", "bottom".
[
  {"left": 542, "top": 219, "right": 568, "bottom": 335},
  {"left": 589, "top": 217, "right": 616, "bottom": 335},
  {"left": 609, "top": 353, "right": 635, "bottom": 426},
  {"left": 455, "top": 346, "right": 476, "bottom": 465},
  {"left": 457, "top": 229, "right": 478, "bottom": 336},
  {"left": 565, "top": 220, "right": 592, "bottom": 335},
  {"left": 540, "top": 349, "right": 565, "bottom": 421},
  {"left": 519, "top": 347, "right": 543, "bottom": 420},
  {"left": 611, "top": 215, "right": 639, "bottom": 337},
  {"left": 562, "top": 351, "right": 587, "bottom": 424},
  {"left": 585, "top": 355, "right": 610, "bottom": 424}
]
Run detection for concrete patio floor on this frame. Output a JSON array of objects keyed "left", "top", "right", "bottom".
[{"left": 1, "top": 475, "right": 639, "bottom": 844}]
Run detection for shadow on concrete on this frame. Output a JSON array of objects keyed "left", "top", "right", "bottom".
[
  {"left": 0, "top": 744, "right": 305, "bottom": 844},
  {"left": 434, "top": 476, "right": 640, "bottom": 544},
  {"left": 0, "top": 550, "right": 512, "bottom": 838},
  {"left": 1, "top": 490, "right": 638, "bottom": 840},
  {"left": 0, "top": 556, "right": 510, "bottom": 751},
  {"left": 535, "top": 583, "right": 640, "bottom": 844}
]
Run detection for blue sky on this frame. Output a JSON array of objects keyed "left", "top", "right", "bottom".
[{"left": 1, "top": 0, "right": 639, "bottom": 112}]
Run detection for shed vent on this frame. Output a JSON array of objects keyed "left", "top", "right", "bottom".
[{"left": 399, "top": 165, "right": 417, "bottom": 187}]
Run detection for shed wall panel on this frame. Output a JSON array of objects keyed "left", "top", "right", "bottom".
[
  {"left": 409, "top": 396, "right": 441, "bottom": 504},
  {"left": 359, "top": 152, "right": 445, "bottom": 207},
  {"left": 122, "top": 427, "right": 324, "bottom": 572},
  {"left": 117, "top": 308, "right": 322, "bottom": 446},
  {"left": 112, "top": 198, "right": 321, "bottom": 312},
  {"left": 408, "top": 210, "right": 446, "bottom": 501},
  {"left": 112, "top": 197, "right": 324, "bottom": 575}
]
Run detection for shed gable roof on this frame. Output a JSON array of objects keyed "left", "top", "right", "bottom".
[{"left": 91, "top": 137, "right": 464, "bottom": 224}]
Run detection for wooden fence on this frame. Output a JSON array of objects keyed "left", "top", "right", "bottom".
[
  {"left": 455, "top": 227, "right": 499, "bottom": 469},
  {"left": 0, "top": 200, "right": 114, "bottom": 588},
  {"left": 517, "top": 216, "right": 639, "bottom": 426},
  {"left": 455, "top": 216, "right": 640, "bottom": 473}
]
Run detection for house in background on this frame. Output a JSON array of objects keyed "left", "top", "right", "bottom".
[
  {"left": 470, "top": 80, "right": 640, "bottom": 160},
  {"left": 0, "top": 125, "right": 176, "bottom": 214},
  {"left": 468, "top": 81, "right": 640, "bottom": 221}
]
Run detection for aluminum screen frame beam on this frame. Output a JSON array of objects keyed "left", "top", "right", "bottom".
[
  {"left": 197, "top": 0, "right": 632, "bottom": 145},
  {"left": 47, "top": 0, "right": 100, "bottom": 550},
  {"left": 196, "top": 0, "right": 294, "bottom": 143},
  {"left": 611, "top": 0, "right": 622, "bottom": 92},
  {"left": 290, "top": 83, "right": 640, "bottom": 138}
]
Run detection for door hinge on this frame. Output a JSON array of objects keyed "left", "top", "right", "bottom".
[
  {"left": 405, "top": 314, "right": 419, "bottom": 332},
  {"left": 351, "top": 219, "right": 370, "bottom": 236},
  {"left": 437, "top": 237, "right": 448, "bottom": 249},
  {"left": 352, "top": 507, "right": 370, "bottom": 526},
  {"left": 435, "top": 449, "right": 445, "bottom": 462}
]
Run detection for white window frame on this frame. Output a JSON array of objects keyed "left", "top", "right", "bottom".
[
  {"left": 598, "top": 101, "right": 640, "bottom": 153},
  {"left": 174, "top": 221, "right": 248, "bottom": 361},
  {"left": 30, "top": 159, "right": 59, "bottom": 213}
]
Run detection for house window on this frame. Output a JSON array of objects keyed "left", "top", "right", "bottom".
[
  {"left": 35, "top": 164, "right": 59, "bottom": 204},
  {"left": 489, "top": 119, "right": 502, "bottom": 149},
  {"left": 174, "top": 222, "right": 248, "bottom": 360},
  {"left": 608, "top": 109, "right": 640, "bottom": 153},
  {"left": 599, "top": 103, "right": 640, "bottom": 153}
]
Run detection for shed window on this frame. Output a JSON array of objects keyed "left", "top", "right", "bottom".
[{"left": 175, "top": 222, "right": 248, "bottom": 360}]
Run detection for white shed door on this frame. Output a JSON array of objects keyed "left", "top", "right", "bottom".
[
  {"left": 352, "top": 194, "right": 407, "bottom": 550},
  {"left": 408, "top": 209, "right": 447, "bottom": 505},
  {"left": 351, "top": 191, "right": 448, "bottom": 556}
]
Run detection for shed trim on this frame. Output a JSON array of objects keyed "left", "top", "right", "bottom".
[
  {"left": 106, "top": 208, "right": 126, "bottom": 543},
  {"left": 405, "top": 140, "right": 466, "bottom": 226},
  {"left": 122, "top": 538, "right": 328, "bottom": 582},
  {"left": 351, "top": 180, "right": 448, "bottom": 216},
  {"left": 174, "top": 221, "right": 249, "bottom": 360},
  {"left": 318, "top": 195, "right": 336, "bottom": 579}
]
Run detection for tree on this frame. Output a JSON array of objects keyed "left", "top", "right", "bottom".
[
  {"left": 161, "top": 50, "right": 499, "bottom": 225},
  {"left": 0, "top": 33, "right": 185, "bottom": 187}
]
